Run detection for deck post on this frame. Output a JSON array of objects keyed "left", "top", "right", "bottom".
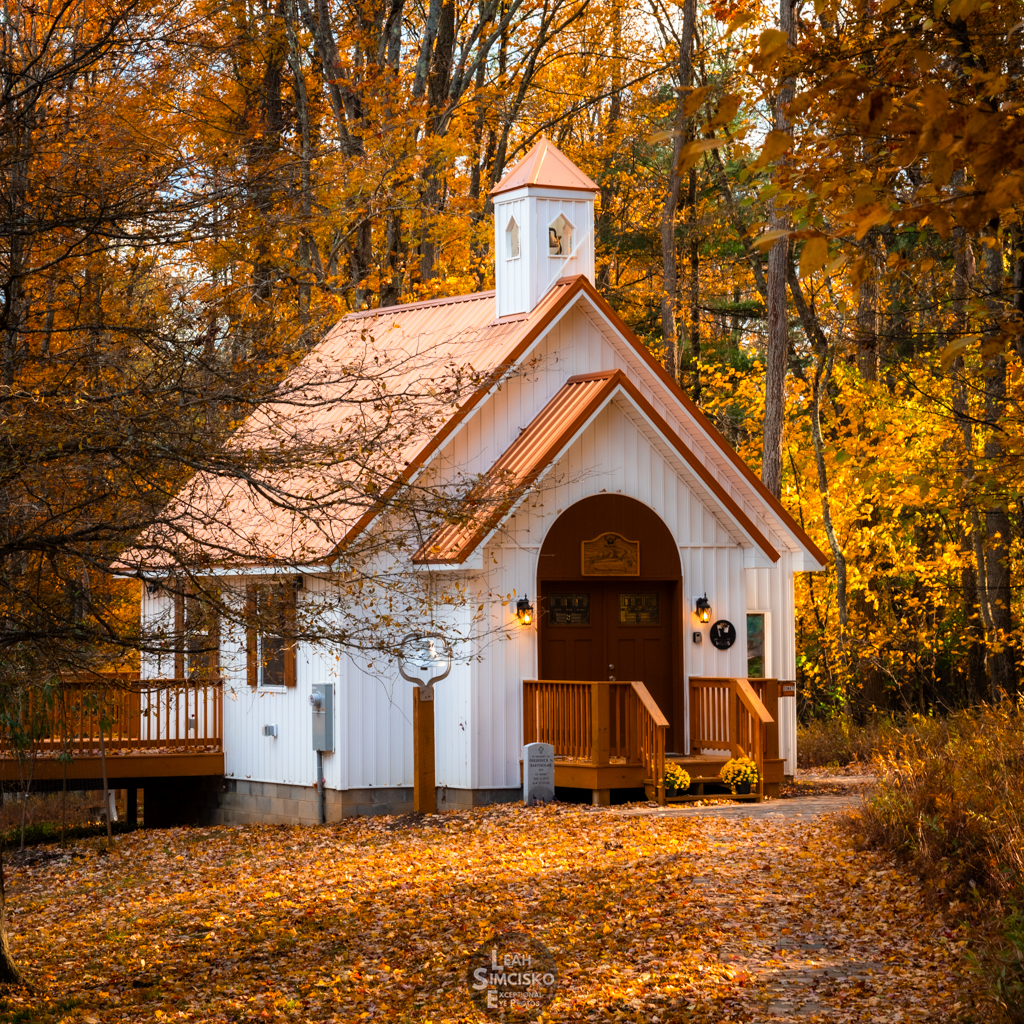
[
  {"left": 763, "top": 679, "right": 780, "bottom": 761},
  {"left": 591, "top": 683, "right": 610, "bottom": 766},
  {"left": 413, "top": 687, "right": 436, "bottom": 814},
  {"left": 591, "top": 683, "right": 610, "bottom": 806},
  {"left": 126, "top": 787, "right": 138, "bottom": 826}
]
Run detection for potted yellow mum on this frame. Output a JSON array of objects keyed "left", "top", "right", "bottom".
[
  {"left": 663, "top": 763, "right": 690, "bottom": 796},
  {"left": 719, "top": 757, "right": 759, "bottom": 794}
]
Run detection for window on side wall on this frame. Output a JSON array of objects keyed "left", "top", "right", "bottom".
[
  {"left": 185, "top": 590, "right": 221, "bottom": 682},
  {"left": 246, "top": 582, "right": 297, "bottom": 688},
  {"left": 746, "top": 612, "right": 767, "bottom": 678}
]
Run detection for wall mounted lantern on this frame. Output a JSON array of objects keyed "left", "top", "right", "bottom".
[
  {"left": 516, "top": 595, "right": 534, "bottom": 626},
  {"left": 695, "top": 594, "right": 712, "bottom": 623}
]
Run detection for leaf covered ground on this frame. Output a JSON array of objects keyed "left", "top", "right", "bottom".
[{"left": 0, "top": 804, "right": 983, "bottom": 1022}]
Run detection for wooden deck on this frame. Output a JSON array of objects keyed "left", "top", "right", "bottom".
[
  {"left": 0, "top": 675, "right": 224, "bottom": 785},
  {"left": 523, "top": 676, "right": 785, "bottom": 805}
]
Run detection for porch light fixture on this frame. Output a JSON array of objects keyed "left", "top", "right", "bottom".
[
  {"left": 516, "top": 595, "right": 534, "bottom": 626},
  {"left": 695, "top": 594, "right": 712, "bottom": 623}
]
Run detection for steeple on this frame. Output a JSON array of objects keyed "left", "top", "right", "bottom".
[{"left": 489, "top": 138, "right": 599, "bottom": 317}]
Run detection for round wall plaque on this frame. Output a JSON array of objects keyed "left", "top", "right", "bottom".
[{"left": 709, "top": 619, "right": 737, "bottom": 650}]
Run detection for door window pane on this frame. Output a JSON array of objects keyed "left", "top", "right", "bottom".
[
  {"left": 747, "top": 613, "right": 766, "bottom": 677},
  {"left": 548, "top": 593, "right": 589, "bottom": 625},
  {"left": 619, "top": 593, "right": 659, "bottom": 625}
]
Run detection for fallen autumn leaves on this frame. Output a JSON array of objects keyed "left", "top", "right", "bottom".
[{"left": 0, "top": 804, "right": 983, "bottom": 1022}]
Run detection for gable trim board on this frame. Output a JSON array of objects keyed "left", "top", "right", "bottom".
[
  {"left": 563, "top": 280, "right": 827, "bottom": 569},
  {"left": 414, "top": 370, "right": 780, "bottom": 566}
]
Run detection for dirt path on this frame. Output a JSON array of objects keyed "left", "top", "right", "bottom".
[{"left": 0, "top": 802, "right": 979, "bottom": 1023}]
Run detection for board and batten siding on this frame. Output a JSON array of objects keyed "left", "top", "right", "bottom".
[
  {"left": 463, "top": 398, "right": 782, "bottom": 789},
  {"left": 407, "top": 303, "right": 804, "bottom": 790}
]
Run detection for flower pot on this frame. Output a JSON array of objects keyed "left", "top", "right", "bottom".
[{"left": 736, "top": 782, "right": 752, "bottom": 795}]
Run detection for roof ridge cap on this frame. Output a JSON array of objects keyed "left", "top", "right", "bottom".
[{"left": 343, "top": 289, "right": 495, "bottom": 320}]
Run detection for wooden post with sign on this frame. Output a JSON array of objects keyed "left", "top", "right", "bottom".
[{"left": 413, "top": 687, "right": 436, "bottom": 814}]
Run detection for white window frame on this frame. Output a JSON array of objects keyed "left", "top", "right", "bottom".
[
  {"left": 505, "top": 214, "right": 520, "bottom": 260},
  {"left": 745, "top": 610, "right": 770, "bottom": 679}
]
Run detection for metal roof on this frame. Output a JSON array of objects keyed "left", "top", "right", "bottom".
[
  {"left": 413, "top": 370, "right": 784, "bottom": 566},
  {"left": 118, "top": 282, "right": 578, "bottom": 571},
  {"left": 119, "top": 273, "right": 827, "bottom": 573},
  {"left": 489, "top": 137, "right": 600, "bottom": 198}
]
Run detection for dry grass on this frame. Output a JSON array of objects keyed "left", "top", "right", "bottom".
[
  {"left": 857, "top": 702, "right": 1024, "bottom": 1021},
  {"left": 796, "top": 714, "right": 903, "bottom": 767},
  {"left": 0, "top": 791, "right": 102, "bottom": 834}
]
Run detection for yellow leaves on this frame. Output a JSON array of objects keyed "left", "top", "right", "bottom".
[
  {"left": 798, "top": 234, "right": 829, "bottom": 278},
  {"left": 758, "top": 28, "right": 790, "bottom": 57},
  {"left": 707, "top": 93, "right": 742, "bottom": 129},
  {"left": 753, "top": 228, "right": 791, "bottom": 252},
  {"left": 682, "top": 86, "right": 711, "bottom": 116},
  {"left": 939, "top": 335, "right": 980, "bottom": 370},
  {"left": 676, "top": 138, "right": 720, "bottom": 173},
  {"left": 852, "top": 204, "right": 892, "bottom": 240},
  {"left": 752, "top": 130, "right": 792, "bottom": 168},
  {"left": 725, "top": 10, "right": 757, "bottom": 36}
]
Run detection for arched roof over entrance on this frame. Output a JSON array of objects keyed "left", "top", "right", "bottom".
[{"left": 537, "top": 494, "right": 681, "bottom": 582}]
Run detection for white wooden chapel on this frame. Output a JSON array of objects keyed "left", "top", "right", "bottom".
[{"left": 138, "top": 138, "right": 826, "bottom": 823}]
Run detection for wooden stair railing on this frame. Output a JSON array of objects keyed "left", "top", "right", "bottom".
[
  {"left": 523, "top": 679, "right": 668, "bottom": 804},
  {"left": 689, "top": 677, "right": 777, "bottom": 800}
]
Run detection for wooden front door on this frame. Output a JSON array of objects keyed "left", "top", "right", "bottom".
[{"left": 539, "top": 580, "right": 676, "bottom": 746}]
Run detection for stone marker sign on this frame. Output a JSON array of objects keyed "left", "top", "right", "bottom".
[{"left": 523, "top": 742, "right": 555, "bottom": 805}]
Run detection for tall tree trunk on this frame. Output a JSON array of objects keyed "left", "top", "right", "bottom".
[
  {"left": 810, "top": 340, "right": 849, "bottom": 633},
  {"left": 980, "top": 219, "right": 1016, "bottom": 697},
  {"left": 0, "top": 852, "right": 22, "bottom": 985},
  {"left": 659, "top": 0, "right": 697, "bottom": 380},
  {"left": 686, "top": 166, "right": 700, "bottom": 402},
  {"left": 950, "top": 223, "right": 987, "bottom": 701},
  {"left": 761, "top": 0, "right": 796, "bottom": 498},
  {"left": 855, "top": 231, "right": 882, "bottom": 381}
]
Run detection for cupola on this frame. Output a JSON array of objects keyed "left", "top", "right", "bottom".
[{"left": 489, "top": 138, "right": 599, "bottom": 318}]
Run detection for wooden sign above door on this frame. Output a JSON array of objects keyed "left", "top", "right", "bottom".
[{"left": 581, "top": 532, "right": 640, "bottom": 576}]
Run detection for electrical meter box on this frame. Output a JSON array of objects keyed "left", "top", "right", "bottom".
[{"left": 309, "top": 684, "right": 334, "bottom": 752}]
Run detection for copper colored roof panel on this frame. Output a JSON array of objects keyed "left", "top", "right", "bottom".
[
  {"left": 118, "top": 281, "right": 580, "bottom": 572},
  {"left": 414, "top": 372, "right": 619, "bottom": 563},
  {"left": 489, "top": 137, "right": 600, "bottom": 197}
]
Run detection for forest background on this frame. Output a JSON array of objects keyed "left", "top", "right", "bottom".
[{"left": 1, "top": 0, "right": 1022, "bottom": 719}]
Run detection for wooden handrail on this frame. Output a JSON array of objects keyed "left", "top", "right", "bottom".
[
  {"left": 689, "top": 677, "right": 776, "bottom": 801},
  {"left": 735, "top": 679, "right": 773, "bottom": 724},
  {"left": 630, "top": 681, "right": 670, "bottom": 728},
  {"left": 523, "top": 679, "right": 668, "bottom": 805}
]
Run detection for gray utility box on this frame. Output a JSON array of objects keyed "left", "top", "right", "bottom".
[{"left": 309, "top": 684, "right": 334, "bottom": 752}]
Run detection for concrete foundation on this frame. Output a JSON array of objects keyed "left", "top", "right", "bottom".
[
  {"left": 206, "top": 780, "right": 522, "bottom": 825},
  {"left": 437, "top": 787, "right": 521, "bottom": 811}
]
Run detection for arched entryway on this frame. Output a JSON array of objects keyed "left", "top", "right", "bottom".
[{"left": 536, "top": 494, "right": 683, "bottom": 749}]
